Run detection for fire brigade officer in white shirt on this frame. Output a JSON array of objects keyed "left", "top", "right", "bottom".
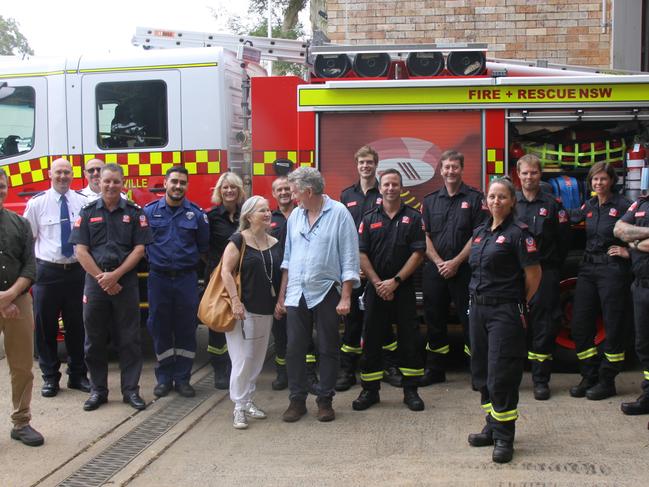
[
  {"left": 23, "top": 157, "right": 90, "bottom": 398},
  {"left": 80, "top": 159, "right": 104, "bottom": 202}
]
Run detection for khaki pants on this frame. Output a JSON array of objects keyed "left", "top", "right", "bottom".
[{"left": 0, "top": 293, "right": 34, "bottom": 428}]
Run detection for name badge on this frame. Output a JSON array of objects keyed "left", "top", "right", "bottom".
[
  {"left": 636, "top": 211, "right": 646, "bottom": 218},
  {"left": 461, "top": 201, "right": 470, "bottom": 209},
  {"left": 346, "top": 201, "right": 357, "bottom": 208},
  {"left": 90, "top": 217, "right": 103, "bottom": 223},
  {"left": 539, "top": 208, "right": 548, "bottom": 217},
  {"left": 122, "top": 215, "right": 131, "bottom": 223},
  {"left": 370, "top": 222, "right": 383, "bottom": 230},
  {"left": 401, "top": 216, "right": 410, "bottom": 224},
  {"left": 496, "top": 235, "right": 506, "bottom": 244}
]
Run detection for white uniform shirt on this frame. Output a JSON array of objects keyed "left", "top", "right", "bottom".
[
  {"left": 80, "top": 185, "right": 101, "bottom": 202},
  {"left": 23, "top": 188, "right": 88, "bottom": 263}
]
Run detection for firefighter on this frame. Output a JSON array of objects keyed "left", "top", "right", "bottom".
[
  {"left": 337, "top": 145, "right": 400, "bottom": 392},
  {"left": 205, "top": 172, "right": 245, "bottom": 389},
  {"left": 568, "top": 162, "right": 632, "bottom": 401},
  {"left": 615, "top": 196, "right": 649, "bottom": 416},
  {"left": 353, "top": 168, "right": 426, "bottom": 411},
  {"left": 421, "top": 150, "right": 489, "bottom": 384},
  {"left": 515, "top": 154, "right": 570, "bottom": 400},
  {"left": 144, "top": 166, "right": 209, "bottom": 398},
  {"left": 467, "top": 176, "right": 541, "bottom": 464},
  {"left": 70, "top": 163, "right": 152, "bottom": 411},
  {"left": 80, "top": 159, "right": 105, "bottom": 202}
]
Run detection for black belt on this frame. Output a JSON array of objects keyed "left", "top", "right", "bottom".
[
  {"left": 582, "top": 253, "right": 610, "bottom": 264},
  {"left": 471, "top": 294, "right": 521, "bottom": 305},
  {"left": 36, "top": 259, "right": 81, "bottom": 271},
  {"left": 150, "top": 267, "right": 195, "bottom": 278}
]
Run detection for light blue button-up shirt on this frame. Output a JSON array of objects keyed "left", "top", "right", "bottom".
[{"left": 282, "top": 195, "right": 360, "bottom": 309}]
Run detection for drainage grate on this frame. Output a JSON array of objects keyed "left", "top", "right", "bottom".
[{"left": 58, "top": 374, "right": 216, "bottom": 487}]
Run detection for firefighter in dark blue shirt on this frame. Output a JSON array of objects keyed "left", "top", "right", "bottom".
[
  {"left": 353, "top": 168, "right": 426, "bottom": 412},
  {"left": 144, "top": 166, "right": 209, "bottom": 398},
  {"left": 515, "top": 154, "right": 570, "bottom": 400},
  {"left": 569, "top": 162, "right": 632, "bottom": 401},
  {"left": 467, "top": 177, "right": 541, "bottom": 464}
]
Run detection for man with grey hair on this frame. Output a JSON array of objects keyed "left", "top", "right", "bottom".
[
  {"left": 80, "top": 158, "right": 105, "bottom": 201},
  {"left": 277, "top": 167, "right": 360, "bottom": 422}
]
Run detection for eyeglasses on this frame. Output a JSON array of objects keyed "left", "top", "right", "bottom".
[{"left": 85, "top": 167, "right": 102, "bottom": 174}]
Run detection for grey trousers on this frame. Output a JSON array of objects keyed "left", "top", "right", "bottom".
[{"left": 286, "top": 287, "right": 340, "bottom": 401}]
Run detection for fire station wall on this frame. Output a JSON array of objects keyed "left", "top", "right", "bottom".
[{"left": 320, "top": 1, "right": 612, "bottom": 68}]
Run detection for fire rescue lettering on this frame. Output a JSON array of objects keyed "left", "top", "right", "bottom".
[{"left": 467, "top": 87, "right": 614, "bottom": 101}]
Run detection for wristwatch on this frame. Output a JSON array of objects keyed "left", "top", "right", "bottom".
[{"left": 394, "top": 275, "right": 402, "bottom": 284}]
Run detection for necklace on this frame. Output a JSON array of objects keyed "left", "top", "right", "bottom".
[{"left": 251, "top": 231, "right": 275, "bottom": 297}]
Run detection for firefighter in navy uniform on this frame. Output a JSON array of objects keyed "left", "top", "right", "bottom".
[
  {"left": 421, "top": 150, "right": 489, "bottom": 385},
  {"left": 515, "top": 154, "right": 570, "bottom": 400},
  {"left": 352, "top": 169, "right": 426, "bottom": 411},
  {"left": 568, "top": 162, "right": 632, "bottom": 401},
  {"left": 144, "top": 166, "right": 209, "bottom": 398},
  {"left": 467, "top": 177, "right": 541, "bottom": 464},
  {"left": 337, "top": 145, "right": 400, "bottom": 391},
  {"left": 615, "top": 195, "right": 649, "bottom": 417},
  {"left": 70, "top": 163, "right": 152, "bottom": 411}
]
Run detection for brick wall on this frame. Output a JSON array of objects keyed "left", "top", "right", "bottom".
[{"left": 322, "top": 0, "right": 612, "bottom": 68}]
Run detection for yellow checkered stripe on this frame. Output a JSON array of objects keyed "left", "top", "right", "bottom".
[
  {"left": 1, "top": 149, "right": 225, "bottom": 188},
  {"left": 426, "top": 343, "right": 450, "bottom": 354},
  {"left": 491, "top": 408, "right": 518, "bottom": 422},
  {"left": 252, "top": 149, "right": 314, "bottom": 176},
  {"left": 486, "top": 148, "right": 504, "bottom": 175},
  {"left": 528, "top": 351, "right": 552, "bottom": 362},
  {"left": 577, "top": 347, "right": 598, "bottom": 360}
]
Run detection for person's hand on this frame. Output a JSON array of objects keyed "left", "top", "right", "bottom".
[
  {"left": 0, "top": 290, "right": 16, "bottom": 310},
  {"left": 274, "top": 300, "right": 286, "bottom": 320},
  {"left": 376, "top": 279, "right": 398, "bottom": 299},
  {"left": 0, "top": 303, "right": 20, "bottom": 319},
  {"left": 232, "top": 297, "right": 245, "bottom": 321},
  {"left": 105, "top": 283, "right": 123, "bottom": 296},
  {"left": 336, "top": 295, "right": 351, "bottom": 316},
  {"left": 607, "top": 245, "right": 630, "bottom": 259},
  {"left": 438, "top": 259, "right": 459, "bottom": 279},
  {"left": 96, "top": 271, "right": 120, "bottom": 292}
]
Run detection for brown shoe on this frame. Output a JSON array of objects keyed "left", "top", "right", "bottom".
[
  {"left": 282, "top": 399, "right": 307, "bottom": 422},
  {"left": 316, "top": 397, "right": 335, "bottom": 422}
]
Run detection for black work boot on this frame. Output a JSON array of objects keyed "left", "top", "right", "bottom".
[
  {"left": 468, "top": 424, "right": 494, "bottom": 447},
  {"left": 213, "top": 358, "right": 231, "bottom": 390},
  {"left": 306, "top": 362, "right": 319, "bottom": 395},
  {"left": 382, "top": 366, "right": 403, "bottom": 388},
  {"left": 272, "top": 363, "right": 288, "bottom": 391},
  {"left": 419, "top": 351, "right": 446, "bottom": 386},
  {"left": 403, "top": 387, "right": 425, "bottom": 411},
  {"left": 533, "top": 382, "right": 551, "bottom": 401},
  {"left": 621, "top": 391, "right": 649, "bottom": 415},
  {"left": 492, "top": 439, "right": 514, "bottom": 463},
  {"left": 586, "top": 379, "right": 617, "bottom": 401},
  {"left": 569, "top": 376, "right": 597, "bottom": 398},
  {"left": 335, "top": 352, "right": 357, "bottom": 391},
  {"left": 352, "top": 389, "right": 380, "bottom": 411}
]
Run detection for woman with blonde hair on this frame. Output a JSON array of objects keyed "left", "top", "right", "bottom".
[
  {"left": 221, "top": 196, "right": 282, "bottom": 429},
  {"left": 205, "top": 172, "right": 246, "bottom": 389}
]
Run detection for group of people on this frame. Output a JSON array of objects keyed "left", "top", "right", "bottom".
[{"left": 1, "top": 145, "right": 648, "bottom": 466}]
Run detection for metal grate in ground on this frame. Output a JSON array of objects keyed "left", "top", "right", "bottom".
[{"left": 58, "top": 374, "right": 215, "bottom": 487}]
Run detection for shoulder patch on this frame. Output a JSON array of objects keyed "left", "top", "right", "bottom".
[
  {"left": 513, "top": 220, "right": 529, "bottom": 230},
  {"left": 144, "top": 200, "right": 158, "bottom": 207},
  {"left": 31, "top": 191, "right": 46, "bottom": 199}
]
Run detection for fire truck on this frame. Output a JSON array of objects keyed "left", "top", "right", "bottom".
[{"left": 2, "top": 27, "right": 649, "bottom": 358}]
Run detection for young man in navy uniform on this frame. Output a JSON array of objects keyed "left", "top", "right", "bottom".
[
  {"left": 24, "top": 157, "right": 90, "bottom": 397},
  {"left": 144, "top": 166, "right": 209, "bottom": 398},
  {"left": 70, "top": 163, "right": 152, "bottom": 411},
  {"left": 516, "top": 154, "right": 570, "bottom": 400},
  {"left": 421, "top": 150, "right": 489, "bottom": 384},
  {"left": 338, "top": 145, "right": 400, "bottom": 391},
  {"left": 353, "top": 168, "right": 426, "bottom": 411}
]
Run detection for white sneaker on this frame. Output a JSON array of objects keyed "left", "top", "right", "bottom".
[
  {"left": 244, "top": 401, "right": 267, "bottom": 419},
  {"left": 233, "top": 409, "right": 248, "bottom": 429}
]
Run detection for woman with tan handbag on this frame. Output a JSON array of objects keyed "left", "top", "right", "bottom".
[{"left": 221, "top": 195, "right": 282, "bottom": 429}]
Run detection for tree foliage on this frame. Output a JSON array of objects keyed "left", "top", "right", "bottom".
[{"left": 0, "top": 16, "right": 33, "bottom": 56}]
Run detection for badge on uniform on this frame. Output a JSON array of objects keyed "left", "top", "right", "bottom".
[
  {"left": 401, "top": 216, "right": 410, "bottom": 224},
  {"left": 358, "top": 222, "right": 364, "bottom": 234},
  {"left": 271, "top": 222, "right": 277, "bottom": 228},
  {"left": 461, "top": 201, "right": 470, "bottom": 209},
  {"left": 636, "top": 211, "right": 646, "bottom": 218},
  {"left": 186, "top": 212, "right": 194, "bottom": 220},
  {"left": 139, "top": 215, "right": 148, "bottom": 227},
  {"left": 525, "top": 236, "right": 537, "bottom": 252},
  {"left": 629, "top": 201, "right": 639, "bottom": 212},
  {"left": 558, "top": 210, "right": 568, "bottom": 223},
  {"left": 609, "top": 208, "right": 618, "bottom": 217},
  {"left": 90, "top": 217, "right": 103, "bottom": 223},
  {"left": 473, "top": 236, "right": 482, "bottom": 244},
  {"left": 496, "top": 235, "right": 506, "bottom": 244},
  {"left": 376, "top": 197, "right": 383, "bottom": 205},
  {"left": 74, "top": 217, "right": 82, "bottom": 228},
  {"left": 586, "top": 211, "right": 593, "bottom": 218},
  {"left": 481, "top": 199, "right": 488, "bottom": 210},
  {"left": 539, "top": 207, "right": 548, "bottom": 216},
  {"left": 346, "top": 201, "right": 357, "bottom": 207},
  {"left": 203, "top": 214, "right": 208, "bottom": 223},
  {"left": 370, "top": 222, "right": 383, "bottom": 230},
  {"left": 122, "top": 215, "right": 131, "bottom": 223}
]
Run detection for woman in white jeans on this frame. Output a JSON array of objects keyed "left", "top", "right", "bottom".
[{"left": 221, "top": 196, "right": 282, "bottom": 429}]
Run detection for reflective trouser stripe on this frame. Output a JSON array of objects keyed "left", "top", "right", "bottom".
[
  {"left": 464, "top": 344, "right": 471, "bottom": 357},
  {"left": 491, "top": 409, "right": 518, "bottom": 422},
  {"left": 644, "top": 370, "right": 649, "bottom": 381},
  {"left": 426, "top": 343, "right": 450, "bottom": 354},
  {"left": 207, "top": 345, "right": 228, "bottom": 355},
  {"left": 382, "top": 340, "right": 398, "bottom": 352},
  {"left": 577, "top": 347, "right": 598, "bottom": 360},
  {"left": 156, "top": 348, "right": 175, "bottom": 361},
  {"left": 604, "top": 352, "right": 625, "bottom": 362},
  {"left": 306, "top": 354, "right": 316, "bottom": 363},
  {"left": 399, "top": 367, "right": 424, "bottom": 377},
  {"left": 341, "top": 344, "right": 363, "bottom": 354},
  {"left": 275, "top": 356, "right": 286, "bottom": 366},
  {"left": 481, "top": 402, "right": 493, "bottom": 413},
  {"left": 176, "top": 348, "right": 196, "bottom": 359},
  {"left": 528, "top": 351, "right": 552, "bottom": 362},
  {"left": 361, "top": 371, "right": 384, "bottom": 382}
]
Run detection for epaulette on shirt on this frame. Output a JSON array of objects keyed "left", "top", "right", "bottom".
[
  {"left": 144, "top": 199, "right": 158, "bottom": 208},
  {"left": 188, "top": 201, "right": 204, "bottom": 212},
  {"left": 512, "top": 220, "right": 529, "bottom": 231},
  {"left": 75, "top": 189, "right": 87, "bottom": 196},
  {"left": 126, "top": 200, "right": 141, "bottom": 209},
  {"left": 82, "top": 199, "right": 100, "bottom": 210},
  {"left": 30, "top": 191, "right": 46, "bottom": 200}
]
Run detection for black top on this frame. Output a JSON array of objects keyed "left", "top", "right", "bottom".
[
  {"left": 515, "top": 190, "right": 570, "bottom": 267},
  {"left": 422, "top": 183, "right": 489, "bottom": 261},
  {"left": 0, "top": 208, "right": 36, "bottom": 291},
  {"left": 230, "top": 232, "right": 282, "bottom": 315},
  {"left": 270, "top": 207, "right": 294, "bottom": 251},
  {"left": 468, "top": 215, "right": 539, "bottom": 301},
  {"left": 358, "top": 204, "right": 425, "bottom": 280},
  {"left": 570, "top": 193, "right": 631, "bottom": 256},
  {"left": 340, "top": 180, "right": 382, "bottom": 227},
  {"left": 69, "top": 198, "right": 152, "bottom": 285},
  {"left": 621, "top": 196, "right": 649, "bottom": 278},
  {"left": 206, "top": 205, "right": 240, "bottom": 278}
]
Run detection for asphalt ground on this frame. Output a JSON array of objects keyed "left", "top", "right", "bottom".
[{"left": 0, "top": 327, "right": 648, "bottom": 487}]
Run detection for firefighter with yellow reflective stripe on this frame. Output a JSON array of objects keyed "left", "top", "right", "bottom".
[
  {"left": 352, "top": 169, "right": 426, "bottom": 412},
  {"left": 568, "top": 162, "right": 632, "bottom": 401},
  {"left": 615, "top": 195, "right": 649, "bottom": 416},
  {"left": 467, "top": 177, "right": 541, "bottom": 464}
]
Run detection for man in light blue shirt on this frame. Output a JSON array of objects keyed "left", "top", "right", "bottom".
[{"left": 277, "top": 167, "right": 359, "bottom": 423}]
